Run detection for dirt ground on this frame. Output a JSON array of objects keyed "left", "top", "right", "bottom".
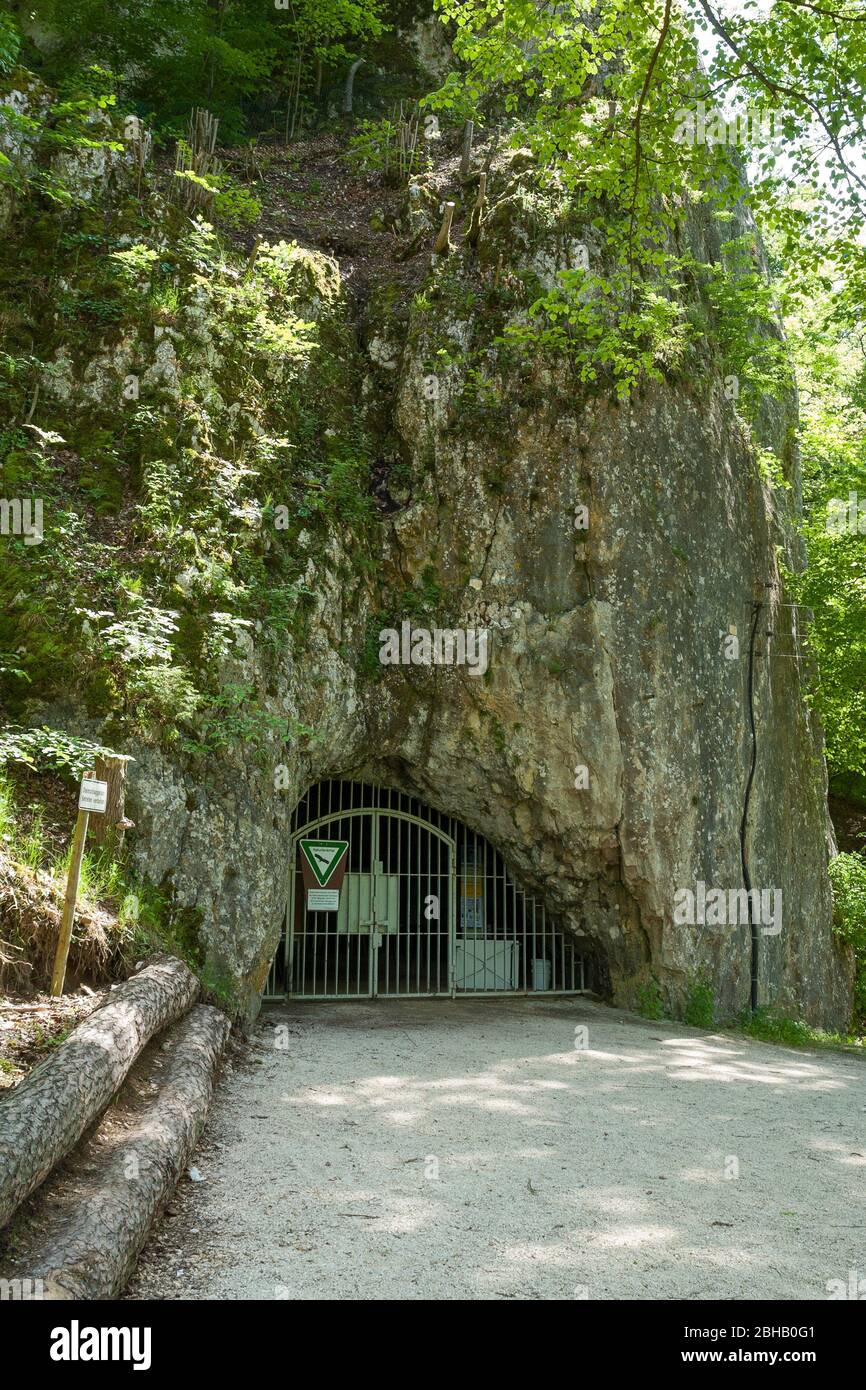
[
  {"left": 126, "top": 996, "right": 866, "bottom": 1301},
  {"left": 0, "top": 987, "right": 103, "bottom": 1090}
]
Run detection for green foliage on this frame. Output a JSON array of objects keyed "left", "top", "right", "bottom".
[
  {"left": 735, "top": 1008, "right": 839, "bottom": 1048},
  {"left": 828, "top": 852, "right": 866, "bottom": 1029},
  {"left": 0, "top": 773, "right": 15, "bottom": 844},
  {"left": 0, "top": 158, "right": 373, "bottom": 748},
  {"left": 504, "top": 268, "right": 693, "bottom": 400},
  {"left": 782, "top": 266, "right": 866, "bottom": 783},
  {"left": 0, "top": 726, "right": 117, "bottom": 777},
  {"left": 683, "top": 975, "right": 715, "bottom": 1029},
  {"left": 635, "top": 977, "right": 664, "bottom": 1020},
  {"left": 345, "top": 112, "right": 429, "bottom": 183},
  {"left": 18, "top": 0, "right": 387, "bottom": 139},
  {"left": 211, "top": 174, "right": 262, "bottom": 228},
  {"left": 0, "top": 11, "right": 21, "bottom": 75},
  {"left": 18, "top": 807, "right": 47, "bottom": 871},
  {"left": 345, "top": 117, "right": 400, "bottom": 176},
  {"left": 430, "top": 0, "right": 866, "bottom": 414},
  {"left": 179, "top": 682, "right": 295, "bottom": 759}
]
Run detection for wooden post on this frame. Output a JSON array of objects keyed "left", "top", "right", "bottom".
[
  {"left": 245, "top": 238, "right": 262, "bottom": 277},
  {"left": 343, "top": 58, "right": 364, "bottom": 118},
  {"left": 90, "top": 753, "right": 134, "bottom": 854},
  {"left": 51, "top": 808, "right": 90, "bottom": 998},
  {"left": 465, "top": 172, "right": 487, "bottom": 247},
  {"left": 433, "top": 200, "right": 456, "bottom": 256},
  {"left": 460, "top": 120, "right": 474, "bottom": 179}
]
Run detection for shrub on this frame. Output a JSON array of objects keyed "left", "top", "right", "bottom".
[
  {"left": 636, "top": 977, "right": 664, "bottom": 1020},
  {"left": 683, "top": 975, "right": 715, "bottom": 1029},
  {"left": 828, "top": 851, "right": 866, "bottom": 1030}
]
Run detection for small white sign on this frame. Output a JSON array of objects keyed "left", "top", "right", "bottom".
[
  {"left": 78, "top": 779, "right": 108, "bottom": 813},
  {"left": 307, "top": 888, "right": 339, "bottom": 912}
]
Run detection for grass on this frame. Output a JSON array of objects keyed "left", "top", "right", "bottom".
[
  {"left": 19, "top": 808, "right": 46, "bottom": 871},
  {"left": 634, "top": 966, "right": 863, "bottom": 1049},
  {"left": 0, "top": 770, "right": 204, "bottom": 992},
  {"left": 734, "top": 1006, "right": 863, "bottom": 1050}
]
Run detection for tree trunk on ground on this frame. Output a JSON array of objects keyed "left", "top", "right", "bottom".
[
  {"left": 0, "top": 957, "right": 200, "bottom": 1231},
  {"left": 23, "top": 1005, "right": 231, "bottom": 1300}
]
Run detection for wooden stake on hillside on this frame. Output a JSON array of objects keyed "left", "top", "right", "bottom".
[
  {"left": 50, "top": 769, "right": 117, "bottom": 997},
  {"left": 50, "top": 806, "right": 91, "bottom": 998},
  {"left": 433, "top": 201, "right": 456, "bottom": 256},
  {"left": 465, "top": 172, "right": 487, "bottom": 248},
  {"left": 343, "top": 58, "right": 364, "bottom": 119},
  {"left": 460, "top": 120, "right": 475, "bottom": 179}
]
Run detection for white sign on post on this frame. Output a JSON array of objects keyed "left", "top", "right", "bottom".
[{"left": 78, "top": 779, "right": 108, "bottom": 814}]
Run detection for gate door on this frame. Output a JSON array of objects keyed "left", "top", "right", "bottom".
[
  {"left": 265, "top": 781, "right": 589, "bottom": 1001},
  {"left": 288, "top": 807, "right": 455, "bottom": 1000}
]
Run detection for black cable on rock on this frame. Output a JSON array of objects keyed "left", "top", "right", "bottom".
[{"left": 740, "top": 601, "right": 762, "bottom": 1011}]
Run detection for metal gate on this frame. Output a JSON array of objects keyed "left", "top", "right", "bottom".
[{"left": 265, "top": 781, "right": 588, "bottom": 1001}]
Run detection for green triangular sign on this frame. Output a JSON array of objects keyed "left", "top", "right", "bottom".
[{"left": 300, "top": 839, "right": 348, "bottom": 888}]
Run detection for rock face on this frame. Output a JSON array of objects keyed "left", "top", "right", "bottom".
[
  {"left": 2, "top": 84, "right": 848, "bottom": 1027},
  {"left": 122, "top": 175, "right": 850, "bottom": 1030}
]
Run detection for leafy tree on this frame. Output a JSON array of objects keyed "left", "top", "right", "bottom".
[
  {"left": 429, "top": 0, "right": 866, "bottom": 395},
  {"left": 782, "top": 258, "right": 866, "bottom": 784},
  {"left": 11, "top": 0, "right": 386, "bottom": 137}
]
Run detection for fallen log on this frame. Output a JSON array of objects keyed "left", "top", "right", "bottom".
[
  {"left": 24, "top": 1004, "right": 231, "bottom": 1299},
  {"left": 0, "top": 956, "right": 199, "bottom": 1230}
]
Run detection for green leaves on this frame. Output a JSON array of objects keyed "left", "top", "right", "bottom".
[
  {"left": 428, "top": 0, "right": 866, "bottom": 405},
  {"left": 0, "top": 726, "right": 117, "bottom": 777},
  {"left": 0, "top": 11, "right": 21, "bottom": 76},
  {"left": 503, "top": 265, "right": 692, "bottom": 398},
  {"left": 829, "top": 852, "right": 866, "bottom": 1026}
]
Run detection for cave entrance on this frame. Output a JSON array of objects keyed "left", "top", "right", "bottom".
[{"left": 265, "top": 780, "right": 589, "bottom": 1001}]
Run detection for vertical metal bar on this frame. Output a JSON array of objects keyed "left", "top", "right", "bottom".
[
  {"left": 427, "top": 829, "right": 434, "bottom": 994},
  {"left": 384, "top": 809, "right": 391, "bottom": 996},
  {"left": 372, "top": 802, "right": 380, "bottom": 997},
  {"left": 530, "top": 897, "right": 537, "bottom": 994},
  {"left": 510, "top": 869, "right": 515, "bottom": 990},
  {"left": 301, "top": 840, "right": 309, "bottom": 995},
  {"left": 287, "top": 855, "right": 296, "bottom": 997},
  {"left": 416, "top": 816, "right": 421, "bottom": 994}
]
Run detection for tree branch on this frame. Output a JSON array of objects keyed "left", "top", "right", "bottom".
[
  {"left": 695, "top": 0, "right": 866, "bottom": 197},
  {"left": 627, "top": 0, "right": 674, "bottom": 304}
]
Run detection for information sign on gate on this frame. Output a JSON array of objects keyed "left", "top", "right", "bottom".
[{"left": 299, "top": 839, "right": 348, "bottom": 912}]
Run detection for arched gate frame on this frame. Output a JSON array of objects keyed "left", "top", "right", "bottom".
[{"left": 265, "top": 781, "right": 588, "bottom": 1001}]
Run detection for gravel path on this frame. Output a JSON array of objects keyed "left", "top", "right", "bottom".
[{"left": 126, "top": 997, "right": 865, "bottom": 1301}]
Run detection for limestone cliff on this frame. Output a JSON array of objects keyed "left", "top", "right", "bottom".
[{"left": 0, "top": 79, "right": 851, "bottom": 1026}]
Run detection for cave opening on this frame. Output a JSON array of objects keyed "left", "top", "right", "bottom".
[{"left": 265, "top": 779, "right": 592, "bottom": 1001}]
